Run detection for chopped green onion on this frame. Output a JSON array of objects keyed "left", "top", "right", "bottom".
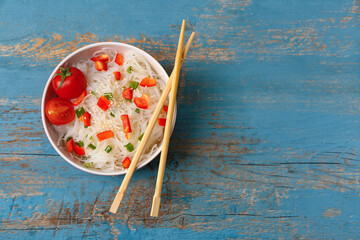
[
  {"left": 84, "top": 162, "right": 92, "bottom": 168},
  {"left": 84, "top": 126, "right": 88, "bottom": 128},
  {"left": 77, "top": 141, "right": 84, "bottom": 147},
  {"left": 89, "top": 136, "right": 93, "bottom": 140},
  {"left": 138, "top": 133, "right": 144, "bottom": 141},
  {"left": 127, "top": 66, "right": 133, "bottom": 73},
  {"left": 129, "top": 81, "right": 139, "bottom": 90},
  {"left": 104, "top": 92, "right": 113, "bottom": 100},
  {"left": 135, "top": 108, "right": 140, "bottom": 113},
  {"left": 125, "top": 99, "right": 132, "bottom": 102},
  {"left": 90, "top": 90, "right": 96, "bottom": 95},
  {"left": 124, "top": 142, "right": 134, "bottom": 152},
  {"left": 75, "top": 107, "right": 85, "bottom": 118},
  {"left": 110, "top": 112, "right": 115, "bottom": 117},
  {"left": 66, "top": 137, "right": 72, "bottom": 142},
  {"left": 105, "top": 145, "right": 112, "bottom": 153},
  {"left": 88, "top": 144, "right": 96, "bottom": 150}
]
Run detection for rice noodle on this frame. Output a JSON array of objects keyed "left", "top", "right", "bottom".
[{"left": 52, "top": 50, "right": 167, "bottom": 171}]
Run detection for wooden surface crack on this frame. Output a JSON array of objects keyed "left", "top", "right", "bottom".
[{"left": 53, "top": 200, "right": 64, "bottom": 237}]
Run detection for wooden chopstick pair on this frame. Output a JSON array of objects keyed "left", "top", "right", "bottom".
[{"left": 109, "top": 20, "right": 195, "bottom": 216}]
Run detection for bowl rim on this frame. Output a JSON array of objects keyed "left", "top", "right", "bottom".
[{"left": 41, "top": 42, "right": 175, "bottom": 176}]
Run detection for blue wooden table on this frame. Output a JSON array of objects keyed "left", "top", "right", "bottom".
[{"left": 1, "top": 0, "right": 360, "bottom": 239}]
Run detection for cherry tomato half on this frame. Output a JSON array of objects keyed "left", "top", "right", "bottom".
[
  {"left": 45, "top": 97, "right": 75, "bottom": 125},
  {"left": 52, "top": 67, "right": 87, "bottom": 100}
]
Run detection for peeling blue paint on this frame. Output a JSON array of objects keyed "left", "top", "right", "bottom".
[{"left": 1, "top": 0, "right": 360, "bottom": 239}]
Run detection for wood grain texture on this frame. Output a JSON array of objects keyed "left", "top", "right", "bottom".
[{"left": 1, "top": 0, "right": 360, "bottom": 239}]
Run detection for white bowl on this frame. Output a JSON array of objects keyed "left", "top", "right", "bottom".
[{"left": 41, "top": 42, "right": 175, "bottom": 176}]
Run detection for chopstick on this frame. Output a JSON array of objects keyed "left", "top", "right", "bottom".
[
  {"left": 109, "top": 20, "right": 194, "bottom": 214},
  {"left": 150, "top": 22, "right": 192, "bottom": 217}
]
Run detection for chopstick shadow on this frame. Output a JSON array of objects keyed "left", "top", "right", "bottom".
[{"left": 146, "top": 61, "right": 238, "bottom": 173}]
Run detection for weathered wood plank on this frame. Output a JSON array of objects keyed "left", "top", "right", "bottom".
[{"left": 1, "top": 0, "right": 360, "bottom": 239}]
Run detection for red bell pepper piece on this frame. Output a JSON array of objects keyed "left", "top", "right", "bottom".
[
  {"left": 122, "top": 157, "right": 131, "bottom": 169},
  {"left": 94, "top": 61, "right": 107, "bottom": 71},
  {"left": 74, "top": 144, "right": 85, "bottom": 156},
  {"left": 97, "top": 95, "right": 112, "bottom": 111},
  {"left": 79, "top": 111, "right": 91, "bottom": 127},
  {"left": 122, "top": 88, "right": 133, "bottom": 100},
  {"left": 125, "top": 133, "right": 130, "bottom": 140},
  {"left": 97, "top": 130, "right": 114, "bottom": 142},
  {"left": 158, "top": 118, "right": 166, "bottom": 126},
  {"left": 134, "top": 94, "right": 150, "bottom": 109},
  {"left": 113, "top": 71, "right": 121, "bottom": 80},
  {"left": 91, "top": 54, "right": 109, "bottom": 62},
  {"left": 73, "top": 90, "right": 87, "bottom": 106},
  {"left": 115, "top": 53, "right": 124, "bottom": 65},
  {"left": 121, "top": 114, "right": 132, "bottom": 134},
  {"left": 66, "top": 138, "right": 74, "bottom": 152},
  {"left": 140, "top": 77, "right": 156, "bottom": 87},
  {"left": 163, "top": 105, "right": 168, "bottom": 113}
]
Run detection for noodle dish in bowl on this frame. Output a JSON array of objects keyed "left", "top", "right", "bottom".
[{"left": 41, "top": 42, "right": 175, "bottom": 175}]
